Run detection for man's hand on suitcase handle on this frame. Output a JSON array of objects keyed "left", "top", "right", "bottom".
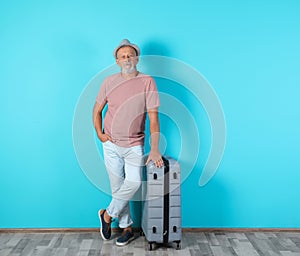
[{"left": 146, "top": 150, "right": 164, "bottom": 168}]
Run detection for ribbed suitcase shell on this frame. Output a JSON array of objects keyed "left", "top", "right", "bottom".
[{"left": 141, "top": 156, "right": 181, "bottom": 250}]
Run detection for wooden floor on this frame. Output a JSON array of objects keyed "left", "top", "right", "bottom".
[{"left": 1, "top": 230, "right": 300, "bottom": 256}]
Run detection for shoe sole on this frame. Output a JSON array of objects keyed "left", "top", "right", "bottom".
[
  {"left": 98, "top": 210, "right": 110, "bottom": 241},
  {"left": 116, "top": 235, "right": 135, "bottom": 246}
]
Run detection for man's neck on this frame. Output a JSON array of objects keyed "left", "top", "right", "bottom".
[{"left": 121, "top": 70, "right": 139, "bottom": 79}]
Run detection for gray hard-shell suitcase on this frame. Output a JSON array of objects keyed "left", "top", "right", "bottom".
[{"left": 141, "top": 156, "right": 182, "bottom": 250}]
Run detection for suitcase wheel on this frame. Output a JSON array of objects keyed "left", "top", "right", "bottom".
[
  {"left": 175, "top": 241, "right": 181, "bottom": 250},
  {"left": 148, "top": 242, "right": 154, "bottom": 251}
]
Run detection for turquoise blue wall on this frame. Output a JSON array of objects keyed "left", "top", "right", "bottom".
[{"left": 1, "top": 0, "right": 300, "bottom": 228}]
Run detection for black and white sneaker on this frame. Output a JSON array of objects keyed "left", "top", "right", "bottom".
[
  {"left": 116, "top": 230, "right": 134, "bottom": 246},
  {"left": 98, "top": 209, "right": 111, "bottom": 241}
]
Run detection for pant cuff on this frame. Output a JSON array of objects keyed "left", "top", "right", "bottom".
[
  {"left": 106, "top": 208, "right": 119, "bottom": 219},
  {"left": 119, "top": 221, "right": 133, "bottom": 229}
]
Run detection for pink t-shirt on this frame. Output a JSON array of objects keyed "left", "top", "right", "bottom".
[{"left": 96, "top": 72, "right": 160, "bottom": 147}]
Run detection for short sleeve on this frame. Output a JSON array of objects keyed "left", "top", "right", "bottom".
[
  {"left": 146, "top": 77, "right": 160, "bottom": 110},
  {"left": 96, "top": 77, "right": 109, "bottom": 105}
]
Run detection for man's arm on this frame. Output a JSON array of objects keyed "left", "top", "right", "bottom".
[
  {"left": 146, "top": 108, "right": 163, "bottom": 167},
  {"left": 93, "top": 101, "right": 112, "bottom": 142}
]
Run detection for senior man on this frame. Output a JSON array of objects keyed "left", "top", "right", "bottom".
[{"left": 93, "top": 39, "right": 163, "bottom": 246}]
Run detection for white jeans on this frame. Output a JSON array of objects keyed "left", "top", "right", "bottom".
[{"left": 102, "top": 140, "right": 143, "bottom": 228}]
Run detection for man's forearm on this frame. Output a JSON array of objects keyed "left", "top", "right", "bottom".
[
  {"left": 93, "top": 104, "right": 103, "bottom": 136},
  {"left": 150, "top": 122, "right": 160, "bottom": 151},
  {"left": 94, "top": 114, "right": 103, "bottom": 136},
  {"left": 146, "top": 109, "right": 163, "bottom": 166}
]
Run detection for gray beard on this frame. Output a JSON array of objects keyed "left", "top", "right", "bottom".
[{"left": 121, "top": 65, "right": 136, "bottom": 74}]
